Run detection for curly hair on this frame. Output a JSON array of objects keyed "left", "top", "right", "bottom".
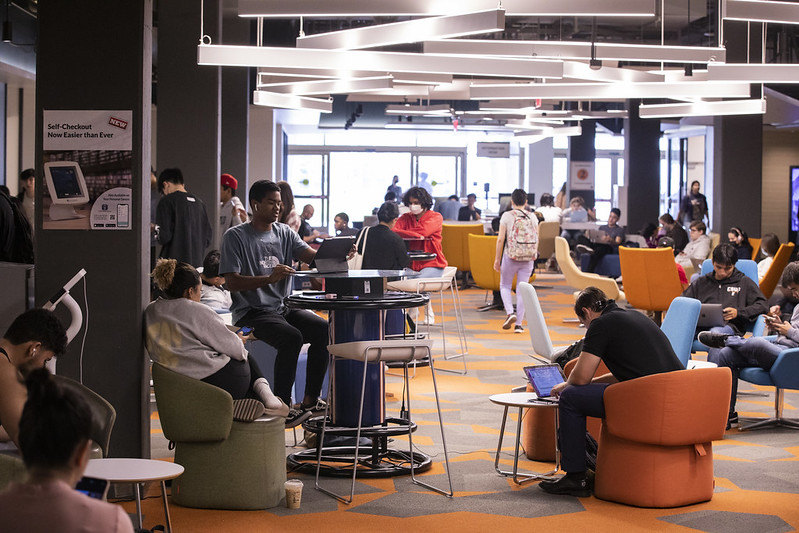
[
  {"left": 403, "top": 187, "right": 433, "bottom": 210},
  {"left": 151, "top": 258, "right": 199, "bottom": 299}
]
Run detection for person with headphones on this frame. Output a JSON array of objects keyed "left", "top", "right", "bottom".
[{"left": 538, "top": 287, "right": 684, "bottom": 497}]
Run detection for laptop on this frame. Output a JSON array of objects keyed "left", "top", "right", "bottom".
[
  {"left": 311, "top": 236, "right": 356, "bottom": 273},
  {"left": 523, "top": 364, "right": 566, "bottom": 402},
  {"left": 586, "top": 228, "right": 607, "bottom": 243},
  {"left": 697, "top": 303, "right": 725, "bottom": 328}
]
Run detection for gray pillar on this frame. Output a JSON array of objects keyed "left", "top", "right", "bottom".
[
  {"left": 157, "top": 1, "right": 220, "bottom": 253},
  {"left": 568, "top": 120, "right": 596, "bottom": 208},
  {"left": 625, "top": 99, "right": 661, "bottom": 233},
  {"left": 36, "top": 0, "right": 152, "bottom": 458}
]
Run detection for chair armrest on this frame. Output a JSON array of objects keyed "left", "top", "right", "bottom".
[
  {"left": 752, "top": 315, "right": 767, "bottom": 337},
  {"left": 769, "top": 348, "right": 799, "bottom": 390},
  {"left": 151, "top": 363, "right": 233, "bottom": 443},
  {"left": 603, "top": 368, "right": 730, "bottom": 445}
]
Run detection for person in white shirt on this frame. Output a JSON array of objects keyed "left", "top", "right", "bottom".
[
  {"left": 758, "top": 233, "right": 780, "bottom": 282},
  {"left": 220, "top": 173, "right": 247, "bottom": 240},
  {"left": 676, "top": 220, "right": 711, "bottom": 272},
  {"left": 200, "top": 250, "right": 233, "bottom": 311},
  {"left": 536, "top": 192, "right": 562, "bottom": 223}
]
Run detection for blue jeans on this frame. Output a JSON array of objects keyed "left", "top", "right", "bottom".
[
  {"left": 417, "top": 266, "right": 445, "bottom": 278},
  {"left": 717, "top": 336, "right": 784, "bottom": 414},
  {"left": 558, "top": 383, "right": 609, "bottom": 473}
]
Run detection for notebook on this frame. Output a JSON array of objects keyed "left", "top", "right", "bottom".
[
  {"left": 697, "top": 303, "right": 725, "bottom": 328},
  {"left": 523, "top": 364, "right": 566, "bottom": 400},
  {"left": 311, "top": 236, "right": 356, "bottom": 273}
]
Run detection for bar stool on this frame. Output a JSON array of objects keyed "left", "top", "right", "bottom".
[
  {"left": 314, "top": 339, "right": 454, "bottom": 504},
  {"left": 387, "top": 266, "right": 468, "bottom": 374}
]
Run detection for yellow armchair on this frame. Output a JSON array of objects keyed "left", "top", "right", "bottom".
[
  {"left": 442, "top": 223, "right": 484, "bottom": 273},
  {"left": 468, "top": 234, "right": 533, "bottom": 291},
  {"left": 554, "top": 236, "right": 624, "bottom": 301}
]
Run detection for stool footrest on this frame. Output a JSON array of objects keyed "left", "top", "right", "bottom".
[{"left": 303, "top": 416, "right": 416, "bottom": 438}]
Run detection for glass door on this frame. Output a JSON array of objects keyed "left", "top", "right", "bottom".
[
  {"left": 286, "top": 153, "right": 328, "bottom": 228},
  {"left": 414, "top": 154, "right": 462, "bottom": 200}
]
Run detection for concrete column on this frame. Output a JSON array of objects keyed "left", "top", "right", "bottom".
[
  {"left": 568, "top": 120, "right": 596, "bottom": 208},
  {"left": 36, "top": 0, "right": 152, "bottom": 458},
  {"left": 625, "top": 99, "right": 661, "bottom": 233}
]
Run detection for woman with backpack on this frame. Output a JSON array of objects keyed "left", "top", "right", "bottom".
[{"left": 493, "top": 188, "right": 538, "bottom": 333}]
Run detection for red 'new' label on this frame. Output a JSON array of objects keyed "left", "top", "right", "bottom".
[{"left": 108, "top": 117, "right": 128, "bottom": 129}]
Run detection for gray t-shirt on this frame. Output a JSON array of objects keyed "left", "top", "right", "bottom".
[{"left": 220, "top": 222, "right": 309, "bottom": 321}]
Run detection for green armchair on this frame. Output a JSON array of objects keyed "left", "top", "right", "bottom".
[{"left": 151, "top": 362, "right": 286, "bottom": 510}]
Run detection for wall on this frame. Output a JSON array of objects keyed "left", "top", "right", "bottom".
[{"left": 762, "top": 129, "right": 799, "bottom": 241}]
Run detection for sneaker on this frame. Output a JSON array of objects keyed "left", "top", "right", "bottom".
[
  {"left": 285, "top": 407, "right": 312, "bottom": 429},
  {"left": 539, "top": 474, "right": 591, "bottom": 497},
  {"left": 727, "top": 411, "right": 739, "bottom": 430},
  {"left": 575, "top": 244, "right": 594, "bottom": 255},
  {"left": 514, "top": 325, "right": 524, "bottom": 334},
  {"left": 232, "top": 399, "right": 265, "bottom": 422},
  {"left": 502, "top": 314, "right": 517, "bottom": 330},
  {"left": 698, "top": 331, "right": 731, "bottom": 348},
  {"left": 300, "top": 399, "right": 328, "bottom": 416}
]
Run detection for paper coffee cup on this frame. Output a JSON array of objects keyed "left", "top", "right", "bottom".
[{"left": 285, "top": 479, "right": 303, "bottom": 509}]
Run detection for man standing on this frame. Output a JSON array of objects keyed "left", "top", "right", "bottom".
[
  {"left": 458, "top": 193, "right": 482, "bottom": 221},
  {"left": 0, "top": 309, "right": 67, "bottom": 446},
  {"left": 387, "top": 175, "right": 402, "bottom": 199},
  {"left": 684, "top": 243, "right": 768, "bottom": 363},
  {"left": 219, "top": 173, "right": 247, "bottom": 240},
  {"left": 539, "top": 287, "right": 683, "bottom": 497},
  {"left": 220, "top": 180, "right": 329, "bottom": 427},
  {"left": 156, "top": 168, "right": 212, "bottom": 267}
]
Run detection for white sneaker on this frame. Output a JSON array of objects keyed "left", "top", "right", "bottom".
[{"left": 502, "top": 314, "right": 517, "bottom": 329}]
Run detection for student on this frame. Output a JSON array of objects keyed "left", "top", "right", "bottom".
[
  {"left": 333, "top": 212, "right": 359, "bottom": 237},
  {"left": 676, "top": 221, "right": 711, "bottom": 272},
  {"left": 0, "top": 369, "right": 135, "bottom": 533},
  {"left": 199, "top": 250, "right": 233, "bottom": 311},
  {"left": 359, "top": 201, "right": 409, "bottom": 271},
  {"left": 658, "top": 213, "right": 688, "bottom": 254},
  {"left": 457, "top": 193, "right": 481, "bottom": 221},
  {"left": 728, "top": 226, "right": 753, "bottom": 261},
  {"left": 493, "top": 189, "right": 538, "bottom": 333},
  {"left": 156, "top": 168, "right": 213, "bottom": 267},
  {"left": 219, "top": 173, "right": 247, "bottom": 238},
  {"left": 757, "top": 233, "right": 780, "bottom": 282},
  {"left": 0, "top": 309, "right": 67, "bottom": 447}
]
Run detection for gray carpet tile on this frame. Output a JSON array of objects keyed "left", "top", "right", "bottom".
[{"left": 659, "top": 510, "right": 794, "bottom": 533}]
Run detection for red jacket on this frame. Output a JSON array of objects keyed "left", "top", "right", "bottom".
[{"left": 393, "top": 210, "right": 448, "bottom": 271}]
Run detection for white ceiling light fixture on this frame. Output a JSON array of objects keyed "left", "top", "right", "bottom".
[
  {"left": 296, "top": 9, "right": 505, "bottom": 50},
  {"left": 707, "top": 64, "right": 799, "bottom": 83},
  {"left": 722, "top": 0, "right": 799, "bottom": 24},
  {"left": 469, "top": 82, "right": 752, "bottom": 100},
  {"left": 385, "top": 104, "right": 452, "bottom": 116},
  {"left": 424, "top": 40, "right": 726, "bottom": 64},
  {"left": 239, "top": 0, "right": 655, "bottom": 17},
  {"left": 256, "top": 69, "right": 452, "bottom": 85},
  {"left": 198, "top": 44, "right": 564, "bottom": 79},
  {"left": 258, "top": 76, "right": 393, "bottom": 95},
  {"left": 253, "top": 91, "right": 333, "bottom": 112},
  {"left": 638, "top": 99, "right": 767, "bottom": 118},
  {"left": 562, "top": 61, "right": 664, "bottom": 83}
]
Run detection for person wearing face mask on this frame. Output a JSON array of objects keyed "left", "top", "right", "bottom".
[
  {"left": 728, "top": 226, "right": 753, "bottom": 261},
  {"left": 393, "top": 186, "right": 448, "bottom": 277}
]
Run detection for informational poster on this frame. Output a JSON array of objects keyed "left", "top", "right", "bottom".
[
  {"left": 569, "top": 161, "right": 594, "bottom": 190},
  {"left": 42, "top": 110, "right": 133, "bottom": 230}
]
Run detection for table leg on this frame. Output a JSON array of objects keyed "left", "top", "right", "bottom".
[
  {"left": 134, "top": 482, "right": 143, "bottom": 530},
  {"left": 161, "top": 480, "right": 174, "bottom": 533},
  {"left": 494, "top": 406, "right": 558, "bottom": 484}
]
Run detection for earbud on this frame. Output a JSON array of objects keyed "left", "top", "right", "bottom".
[{"left": 254, "top": 205, "right": 258, "bottom": 212}]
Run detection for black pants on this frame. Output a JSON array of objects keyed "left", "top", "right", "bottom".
[
  {"left": 576, "top": 235, "right": 616, "bottom": 273},
  {"left": 202, "top": 357, "right": 265, "bottom": 401},
  {"left": 238, "top": 308, "right": 330, "bottom": 405}
]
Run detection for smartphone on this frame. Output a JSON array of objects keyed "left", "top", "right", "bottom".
[
  {"left": 76, "top": 476, "right": 110, "bottom": 500},
  {"left": 116, "top": 203, "right": 129, "bottom": 228},
  {"left": 236, "top": 326, "right": 254, "bottom": 336}
]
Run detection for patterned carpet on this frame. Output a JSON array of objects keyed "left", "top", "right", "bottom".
[{"left": 137, "top": 277, "right": 799, "bottom": 532}]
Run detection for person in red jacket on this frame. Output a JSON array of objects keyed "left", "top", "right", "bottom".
[
  {"left": 393, "top": 186, "right": 448, "bottom": 277},
  {"left": 393, "top": 187, "right": 448, "bottom": 325}
]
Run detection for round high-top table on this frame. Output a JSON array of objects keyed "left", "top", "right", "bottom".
[
  {"left": 285, "top": 286, "right": 428, "bottom": 477},
  {"left": 489, "top": 392, "right": 560, "bottom": 484},
  {"left": 84, "top": 458, "right": 184, "bottom": 532}
]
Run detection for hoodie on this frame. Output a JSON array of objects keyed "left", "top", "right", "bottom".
[{"left": 682, "top": 267, "right": 768, "bottom": 333}]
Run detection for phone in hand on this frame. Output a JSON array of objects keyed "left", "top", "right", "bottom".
[
  {"left": 236, "top": 326, "right": 254, "bottom": 336},
  {"left": 76, "top": 476, "right": 110, "bottom": 500}
]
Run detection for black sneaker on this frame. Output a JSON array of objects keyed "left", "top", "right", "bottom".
[
  {"left": 299, "top": 399, "right": 328, "bottom": 416},
  {"left": 698, "top": 331, "right": 731, "bottom": 348},
  {"left": 726, "top": 411, "right": 739, "bottom": 430},
  {"left": 575, "top": 244, "right": 594, "bottom": 255},
  {"left": 285, "top": 407, "right": 312, "bottom": 428},
  {"left": 539, "top": 474, "right": 591, "bottom": 497},
  {"left": 514, "top": 325, "right": 524, "bottom": 334}
]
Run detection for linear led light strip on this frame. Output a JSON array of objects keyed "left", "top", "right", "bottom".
[
  {"left": 707, "top": 64, "right": 799, "bottom": 83},
  {"left": 199, "top": 44, "right": 564, "bottom": 79},
  {"left": 385, "top": 104, "right": 452, "bottom": 116},
  {"left": 638, "top": 99, "right": 767, "bottom": 118},
  {"left": 424, "top": 40, "right": 726, "bottom": 64},
  {"left": 258, "top": 76, "right": 393, "bottom": 96},
  {"left": 469, "top": 82, "right": 752, "bottom": 100},
  {"left": 722, "top": 0, "right": 799, "bottom": 24},
  {"left": 296, "top": 9, "right": 505, "bottom": 50},
  {"left": 256, "top": 69, "right": 453, "bottom": 86},
  {"left": 238, "top": 0, "right": 655, "bottom": 17},
  {"left": 252, "top": 91, "right": 333, "bottom": 112}
]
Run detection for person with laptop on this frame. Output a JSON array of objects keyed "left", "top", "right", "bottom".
[
  {"left": 538, "top": 287, "right": 683, "bottom": 497},
  {"left": 699, "top": 262, "right": 799, "bottom": 429},
  {"left": 682, "top": 243, "right": 768, "bottom": 364},
  {"left": 575, "top": 207, "right": 625, "bottom": 273},
  {"left": 675, "top": 220, "right": 711, "bottom": 275},
  {"left": 220, "top": 180, "right": 330, "bottom": 427}
]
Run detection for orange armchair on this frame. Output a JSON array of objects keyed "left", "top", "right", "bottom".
[
  {"left": 594, "top": 367, "right": 731, "bottom": 508},
  {"left": 618, "top": 246, "right": 683, "bottom": 324},
  {"left": 759, "top": 242, "right": 794, "bottom": 298}
]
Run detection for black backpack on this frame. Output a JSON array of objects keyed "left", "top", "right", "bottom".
[{"left": 0, "top": 189, "right": 34, "bottom": 264}]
